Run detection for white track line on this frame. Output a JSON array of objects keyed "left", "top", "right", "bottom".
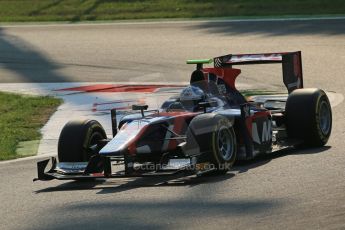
[
  {"left": 0, "top": 153, "right": 56, "bottom": 165},
  {"left": 1, "top": 16, "right": 345, "bottom": 28}
]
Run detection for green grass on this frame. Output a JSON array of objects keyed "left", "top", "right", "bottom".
[
  {"left": 0, "top": 0, "right": 344, "bottom": 22},
  {"left": 240, "top": 89, "right": 281, "bottom": 98},
  {"left": 0, "top": 92, "right": 62, "bottom": 160}
]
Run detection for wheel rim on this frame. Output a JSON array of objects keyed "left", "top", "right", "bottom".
[
  {"left": 90, "top": 132, "right": 103, "bottom": 146},
  {"left": 319, "top": 100, "right": 331, "bottom": 135},
  {"left": 84, "top": 131, "right": 104, "bottom": 160},
  {"left": 217, "top": 127, "right": 234, "bottom": 161}
]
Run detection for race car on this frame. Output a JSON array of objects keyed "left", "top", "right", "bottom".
[{"left": 35, "top": 51, "right": 332, "bottom": 181}]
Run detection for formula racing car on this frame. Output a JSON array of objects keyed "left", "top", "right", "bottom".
[{"left": 35, "top": 51, "right": 332, "bottom": 181}]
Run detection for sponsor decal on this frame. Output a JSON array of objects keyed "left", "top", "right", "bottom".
[
  {"left": 252, "top": 121, "right": 272, "bottom": 144},
  {"left": 230, "top": 54, "right": 282, "bottom": 63},
  {"left": 217, "top": 84, "right": 227, "bottom": 94},
  {"left": 56, "top": 162, "right": 88, "bottom": 173}
]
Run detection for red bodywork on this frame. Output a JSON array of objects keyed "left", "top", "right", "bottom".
[{"left": 203, "top": 67, "right": 241, "bottom": 90}]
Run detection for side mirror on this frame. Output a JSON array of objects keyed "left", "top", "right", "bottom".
[
  {"left": 263, "top": 100, "right": 286, "bottom": 110},
  {"left": 198, "top": 101, "right": 212, "bottom": 113},
  {"left": 132, "top": 104, "right": 148, "bottom": 117}
]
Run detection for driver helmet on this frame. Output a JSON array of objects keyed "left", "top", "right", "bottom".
[{"left": 179, "top": 85, "right": 206, "bottom": 111}]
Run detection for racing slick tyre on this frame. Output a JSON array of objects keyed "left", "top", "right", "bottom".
[
  {"left": 58, "top": 120, "right": 107, "bottom": 162},
  {"left": 186, "top": 114, "right": 237, "bottom": 174},
  {"left": 285, "top": 88, "right": 332, "bottom": 147}
]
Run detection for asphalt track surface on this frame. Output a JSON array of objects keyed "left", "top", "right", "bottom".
[{"left": 0, "top": 19, "right": 345, "bottom": 230}]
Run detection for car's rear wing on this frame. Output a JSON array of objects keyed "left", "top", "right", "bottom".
[{"left": 213, "top": 51, "right": 303, "bottom": 93}]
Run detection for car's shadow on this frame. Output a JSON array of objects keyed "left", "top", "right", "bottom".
[
  {"left": 34, "top": 146, "right": 331, "bottom": 194},
  {"left": 234, "top": 145, "right": 331, "bottom": 173},
  {"left": 34, "top": 172, "right": 236, "bottom": 194}
]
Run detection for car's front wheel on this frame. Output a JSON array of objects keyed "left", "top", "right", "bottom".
[
  {"left": 58, "top": 120, "right": 107, "bottom": 162},
  {"left": 186, "top": 114, "right": 237, "bottom": 174}
]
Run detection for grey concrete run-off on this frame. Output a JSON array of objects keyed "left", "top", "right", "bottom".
[{"left": 0, "top": 19, "right": 345, "bottom": 230}]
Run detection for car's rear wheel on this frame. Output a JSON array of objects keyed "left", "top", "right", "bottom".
[
  {"left": 58, "top": 120, "right": 107, "bottom": 162},
  {"left": 285, "top": 88, "right": 332, "bottom": 147}
]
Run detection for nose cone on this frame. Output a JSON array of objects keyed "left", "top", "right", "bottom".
[
  {"left": 99, "top": 136, "right": 130, "bottom": 156},
  {"left": 99, "top": 120, "right": 148, "bottom": 156}
]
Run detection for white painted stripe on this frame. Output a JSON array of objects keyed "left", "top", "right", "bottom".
[
  {"left": 0, "top": 153, "right": 56, "bottom": 165},
  {"left": 1, "top": 16, "right": 345, "bottom": 28},
  {"left": 326, "top": 91, "right": 344, "bottom": 108}
]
